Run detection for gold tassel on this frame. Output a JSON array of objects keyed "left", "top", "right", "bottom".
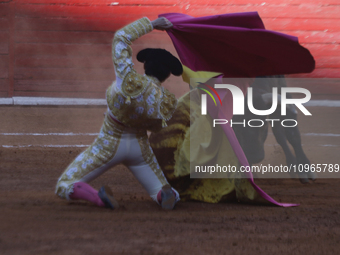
[
  {"left": 162, "top": 119, "right": 168, "bottom": 128},
  {"left": 125, "top": 96, "right": 131, "bottom": 104}
]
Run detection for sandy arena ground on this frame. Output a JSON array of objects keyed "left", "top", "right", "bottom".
[{"left": 0, "top": 105, "right": 339, "bottom": 255}]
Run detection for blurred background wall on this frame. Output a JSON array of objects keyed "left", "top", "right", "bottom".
[{"left": 0, "top": 0, "right": 339, "bottom": 99}]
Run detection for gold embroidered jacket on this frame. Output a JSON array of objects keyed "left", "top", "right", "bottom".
[{"left": 107, "top": 17, "right": 177, "bottom": 132}]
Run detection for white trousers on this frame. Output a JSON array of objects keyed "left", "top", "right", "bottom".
[{"left": 55, "top": 112, "right": 178, "bottom": 202}]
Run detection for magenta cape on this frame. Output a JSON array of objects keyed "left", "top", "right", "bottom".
[
  {"left": 159, "top": 12, "right": 315, "bottom": 77},
  {"left": 159, "top": 12, "right": 314, "bottom": 207}
]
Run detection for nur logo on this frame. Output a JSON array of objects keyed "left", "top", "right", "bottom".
[
  {"left": 197, "top": 82, "right": 222, "bottom": 115},
  {"left": 200, "top": 83, "right": 312, "bottom": 116},
  {"left": 198, "top": 82, "right": 312, "bottom": 128}
]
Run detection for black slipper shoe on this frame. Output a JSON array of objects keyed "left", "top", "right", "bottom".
[
  {"left": 98, "top": 186, "right": 119, "bottom": 210},
  {"left": 161, "top": 184, "right": 176, "bottom": 210}
]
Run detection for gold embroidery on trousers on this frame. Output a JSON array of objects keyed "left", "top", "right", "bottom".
[
  {"left": 136, "top": 132, "right": 168, "bottom": 186},
  {"left": 55, "top": 114, "right": 123, "bottom": 200}
]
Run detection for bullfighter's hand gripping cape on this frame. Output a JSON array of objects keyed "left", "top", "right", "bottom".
[{"left": 159, "top": 12, "right": 315, "bottom": 207}]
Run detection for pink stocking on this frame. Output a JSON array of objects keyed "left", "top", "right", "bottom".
[
  {"left": 157, "top": 190, "right": 162, "bottom": 204},
  {"left": 69, "top": 182, "right": 105, "bottom": 207}
]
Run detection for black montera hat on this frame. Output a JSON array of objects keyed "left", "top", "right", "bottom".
[{"left": 137, "top": 48, "right": 183, "bottom": 76}]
